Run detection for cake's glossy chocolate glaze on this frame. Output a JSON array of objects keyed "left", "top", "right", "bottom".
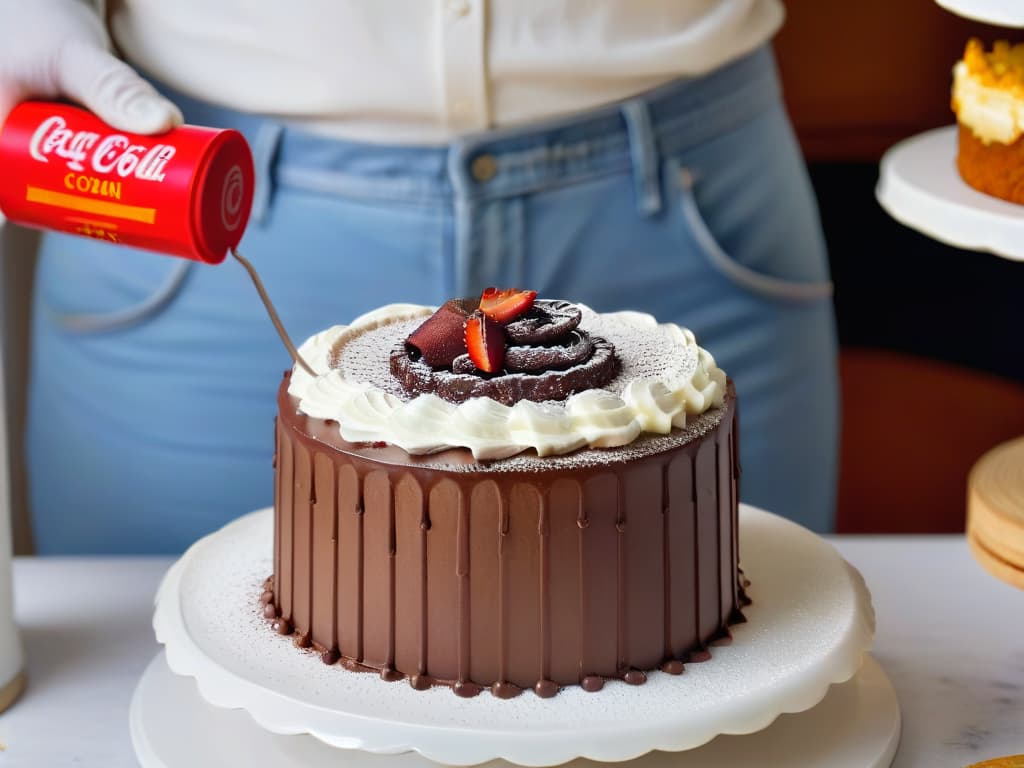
[{"left": 270, "top": 373, "right": 744, "bottom": 697}]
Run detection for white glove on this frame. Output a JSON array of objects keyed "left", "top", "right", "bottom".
[{"left": 0, "top": 0, "right": 182, "bottom": 134}]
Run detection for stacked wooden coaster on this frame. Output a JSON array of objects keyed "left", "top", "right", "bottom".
[
  {"left": 0, "top": 671, "right": 23, "bottom": 714},
  {"left": 967, "top": 436, "right": 1024, "bottom": 589}
]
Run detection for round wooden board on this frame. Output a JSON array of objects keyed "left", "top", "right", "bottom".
[
  {"left": 0, "top": 671, "right": 25, "bottom": 714},
  {"left": 967, "top": 436, "right": 1024, "bottom": 589}
]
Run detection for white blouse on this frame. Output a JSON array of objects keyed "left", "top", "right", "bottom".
[{"left": 109, "top": 0, "right": 783, "bottom": 144}]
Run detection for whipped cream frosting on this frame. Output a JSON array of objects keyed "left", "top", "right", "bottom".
[
  {"left": 953, "top": 60, "right": 1024, "bottom": 145},
  {"left": 288, "top": 303, "right": 727, "bottom": 460}
]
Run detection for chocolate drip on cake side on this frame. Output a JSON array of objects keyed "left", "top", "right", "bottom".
[
  {"left": 317, "top": 450, "right": 339, "bottom": 663},
  {"left": 717, "top": 427, "right": 733, "bottom": 637},
  {"left": 272, "top": 417, "right": 281, "bottom": 619},
  {"left": 263, "top": 376, "right": 746, "bottom": 697},
  {"left": 615, "top": 478, "right": 627, "bottom": 681},
  {"left": 660, "top": 462, "right": 683, "bottom": 675},
  {"left": 291, "top": 438, "right": 312, "bottom": 646},
  {"left": 495, "top": 488, "right": 513, "bottom": 697},
  {"left": 455, "top": 491, "right": 476, "bottom": 696},
  {"left": 731, "top": 410, "right": 752, "bottom": 616},
  {"left": 384, "top": 486, "right": 397, "bottom": 677},
  {"left": 537, "top": 492, "right": 554, "bottom": 697},
  {"left": 279, "top": 418, "right": 294, "bottom": 628},
  {"left": 415, "top": 491, "right": 428, "bottom": 688}
]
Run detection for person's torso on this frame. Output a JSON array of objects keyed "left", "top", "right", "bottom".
[{"left": 109, "top": 0, "right": 783, "bottom": 144}]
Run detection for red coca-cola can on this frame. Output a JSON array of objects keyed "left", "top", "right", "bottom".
[{"left": 0, "top": 101, "right": 254, "bottom": 264}]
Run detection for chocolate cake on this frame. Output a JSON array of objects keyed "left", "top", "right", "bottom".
[{"left": 264, "top": 292, "right": 746, "bottom": 698}]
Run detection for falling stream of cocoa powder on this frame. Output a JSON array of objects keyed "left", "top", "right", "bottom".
[{"left": 231, "top": 248, "right": 315, "bottom": 376}]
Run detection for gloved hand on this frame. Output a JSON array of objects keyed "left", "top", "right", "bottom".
[{"left": 0, "top": 0, "right": 182, "bottom": 134}]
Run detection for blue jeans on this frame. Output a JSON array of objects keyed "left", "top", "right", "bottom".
[{"left": 27, "top": 45, "right": 837, "bottom": 554}]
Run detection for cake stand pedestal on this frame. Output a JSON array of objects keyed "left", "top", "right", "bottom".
[
  {"left": 934, "top": 0, "right": 1024, "bottom": 27},
  {"left": 876, "top": 125, "right": 1024, "bottom": 262},
  {"left": 968, "top": 436, "right": 1024, "bottom": 589},
  {"left": 130, "top": 505, "right": 899, "bottom": 767},
  {"left": 131, "top": 651, "right": 899, "bottom": 768}
]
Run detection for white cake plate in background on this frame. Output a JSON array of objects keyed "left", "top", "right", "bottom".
[
  {"left": 935, "top": 0, "right": 1024, "bottom": 26},
  {"left": 876, "top": 125, "right": 1024, "bottom": 262},
  {"left": 131, "top": 650, "right": 900, "bottom": 768},
  {"left": 146, "top": 505, "right": 883, "bottom": 767}
]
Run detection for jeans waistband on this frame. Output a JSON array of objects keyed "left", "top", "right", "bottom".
[{"left": 154, "top": 45, "right": 780, "bottom": 215}]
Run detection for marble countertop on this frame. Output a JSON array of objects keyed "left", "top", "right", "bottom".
[{"left": 0, "top": 535, "right": 1021, "bottom": 767}]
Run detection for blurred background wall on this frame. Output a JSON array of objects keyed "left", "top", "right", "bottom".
[
  {"left": 776, "top": 0, "right": 1024, "bottom": 532},
  {"left": 3, "top": 0, "right": 1024, "bottom": 551}
]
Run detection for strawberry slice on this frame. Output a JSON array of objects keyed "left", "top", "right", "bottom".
[
  {"left": 479, "top": 287, "right": 537, "bottom": 323},
  {"left": 464, "top": 310, "right": 505, "bottom": 373}
]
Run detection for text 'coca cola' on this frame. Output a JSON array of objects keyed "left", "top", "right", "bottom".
[{"left": 0, "top": 101, "right": 254, "bottom": 264}]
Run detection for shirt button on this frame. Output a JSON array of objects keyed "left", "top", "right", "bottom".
[
  {"left": 471, "top": 155, "right": 497, "bottom": 182},
  {"left": 447, "top": 0, "right": 470, "bottom": 18}
]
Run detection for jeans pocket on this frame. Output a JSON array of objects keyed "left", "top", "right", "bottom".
[
  {"left": 664, "top": 157, "right": 834, "bottom": 304},
  {"left": 36, "top": 233, "right": 194, "bottom": 334}
]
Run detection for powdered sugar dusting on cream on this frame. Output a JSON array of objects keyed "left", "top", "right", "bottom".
[
  {"left": 333, "top": 318, "right": 420, "bottom": 399},
  {"left": 289, "top": 303, "right": 727, "bottom": 460}
]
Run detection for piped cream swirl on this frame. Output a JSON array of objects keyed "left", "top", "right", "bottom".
[
  {"left": 954, "top": 61, "right": 1024, "bottom": 145},
  {"left": 953, "top": 39, "right": 1024, "bottom": 145},
  {"left": 288, "top": 303, "right": 727, "bottom": 460}
]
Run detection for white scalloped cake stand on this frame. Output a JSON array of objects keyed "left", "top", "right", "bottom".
[
  {"left": 131, "top": 651, "right": 900, "bottom": 768},
  {"left": 935, "top": 0, "right": 1024, "bottom": 26},
  {"left": 876, "top": 125, "right": 1024, "bottom": 262},
  {"left": 139, "top": 505, "right": 896, "bottom": 767}
]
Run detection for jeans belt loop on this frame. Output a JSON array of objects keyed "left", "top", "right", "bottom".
[
  {"left": 249, "top": 122, "right": 285, "bottom": 225},
  {"left": 620, "top": 98, "right": 662, "bottom": 217}
]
